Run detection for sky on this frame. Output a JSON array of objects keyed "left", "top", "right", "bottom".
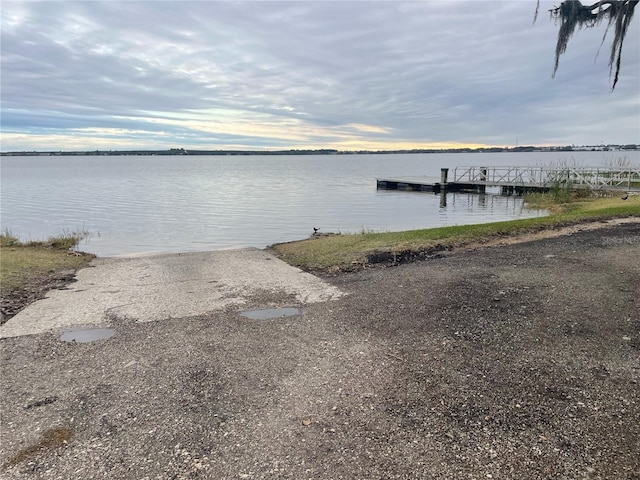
[{"left": 1, "top": 1, "right": 639, "bottom": 152}]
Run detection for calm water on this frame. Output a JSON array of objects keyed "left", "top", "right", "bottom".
[{"left": 1, "top": 151, "right": 637, "bottom": 256}]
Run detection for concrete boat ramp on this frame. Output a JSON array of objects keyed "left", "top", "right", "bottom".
[{"left": 0, "top": 248, "right": 344, "bottom": 338}]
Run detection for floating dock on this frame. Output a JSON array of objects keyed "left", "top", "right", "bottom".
[
  {"left": 377, "top": 166, "right": 640, "bottom": 195},
  {"left": 376, "top": 176, "right": 528, "bottom": 194},
  {"left": 376, "top": 176, "right": 444, "bottom": 192}
]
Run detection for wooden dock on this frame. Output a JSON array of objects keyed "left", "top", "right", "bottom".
[
  {"left": 376, "top": 176, "right": 444, "bottom": 192},
  {"left": 376, "top": 176, "right": 535, "bottom": 194},
  {"left": 377, "top": 166, "right": 640, "bottom": 195}
]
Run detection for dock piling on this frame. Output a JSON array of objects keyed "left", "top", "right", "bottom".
[
  {"left": 479, "top": 167, "right": 487, "bottom": 194},
  {"left": 439, "top": 190, "right": 447, "bottom": 207},
  {"left": 440, "top": 168, "right": 449, "bottom": 186}
]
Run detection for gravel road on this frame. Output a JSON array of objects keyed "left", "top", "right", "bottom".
[{"left": 1, "top": 221, "right": 638, "bottom": 479}]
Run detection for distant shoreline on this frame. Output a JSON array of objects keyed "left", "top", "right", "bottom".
[{"left": 2, "top": 145, "right": 638, "bottom": 157}]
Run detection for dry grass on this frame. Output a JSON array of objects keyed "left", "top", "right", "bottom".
[{"left": 0, "top": 231, "right": 94, "bottom": 291}]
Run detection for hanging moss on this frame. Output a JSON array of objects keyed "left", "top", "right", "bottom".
[{"left": 538, "top": 0, "right": 638, "bottom": 89}]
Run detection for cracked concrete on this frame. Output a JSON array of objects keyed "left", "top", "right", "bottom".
[{"left": 0, "top": 248, "right": 344, "bottom": 338}]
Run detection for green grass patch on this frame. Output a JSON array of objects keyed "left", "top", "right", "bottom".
[
  {"left": 0, "top": 230, "right": 94, "bottom": 291},
  {"left": 269, "top": 195, "right": 640, "bottom": 272}
]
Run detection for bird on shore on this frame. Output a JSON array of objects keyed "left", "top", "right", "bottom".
[
  {"left": 313, "top": 227, "right": 320, "bottom": 234},
  {"left": 621, "top": 193, "right": 629, "bottom": 200}
]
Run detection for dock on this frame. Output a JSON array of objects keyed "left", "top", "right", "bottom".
[
  {"left": 376, "top": 176, "right": 444, "bottom": 192},
  {"left": 377, "top": 166, "right": 640, "bottom": 195}
]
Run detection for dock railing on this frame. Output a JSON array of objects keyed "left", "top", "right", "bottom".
[{"left": 452, "top": 166, "right": 640, "bottom": 191}]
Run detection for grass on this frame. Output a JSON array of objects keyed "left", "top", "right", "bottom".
[
  {"left": 522, "top": 186, "right": 594, "bottom": 213},
  {"left": 0, "top": 230, "right": 94, "bottom": 291},
  {"left": 269, "top": 194, "right": 640, "bottom": 273}
]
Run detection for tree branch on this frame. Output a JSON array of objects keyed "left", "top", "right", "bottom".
[{"left": 539, "top": 0, "right": 638, "bottom": 89}]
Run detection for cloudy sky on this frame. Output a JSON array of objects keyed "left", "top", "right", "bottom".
[{"left": 1, "top": 1, "right": 639, "bottom": 152}]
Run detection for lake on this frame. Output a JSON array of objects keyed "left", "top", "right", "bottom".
[{"left": 1, "top": 151, "right": 637, "bottom": 257}]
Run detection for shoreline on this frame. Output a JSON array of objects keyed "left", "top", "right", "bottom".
[
  {"left": 2, "top": 216, "right": 639, "bottom": 325},
  {"left": 1, "top": 221, "right": 638, "bottom": 478}
]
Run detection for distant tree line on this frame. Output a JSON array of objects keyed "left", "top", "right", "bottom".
[{"left": 2, "top": 145, "right": 638, "bottom": 157}]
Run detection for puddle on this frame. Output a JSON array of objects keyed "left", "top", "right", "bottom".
[
  {"left": 240, "top": 307, "right": 300, "bottom": 320},
  {"left": 59, "top": 328, "right": 115, "bottom": 343}
]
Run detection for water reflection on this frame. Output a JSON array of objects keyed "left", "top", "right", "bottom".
[
  {"left": 240, "top": 307, "right": 300, "bottom": 320},
  {"left": 0, "top": 152, "right": 600, "bottom": 257},
  {"left": 59, "top": 328, "right": 115, "bottom": 343}
]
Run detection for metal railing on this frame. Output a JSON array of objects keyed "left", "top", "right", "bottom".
[{"left": 452, "top": 166, "right": 640, "bottom": 190}]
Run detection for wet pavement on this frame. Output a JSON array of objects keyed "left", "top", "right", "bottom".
[{"left": 59, "top": 328, "right": 116, "bottom": 344}]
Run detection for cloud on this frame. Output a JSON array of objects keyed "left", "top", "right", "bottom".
[{"left": 1, "top": 0, "right": 638, "bottom": 151}]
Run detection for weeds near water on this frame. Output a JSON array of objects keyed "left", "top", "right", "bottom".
[
  {"left": 524, "top": 186, "right": 588, "bottom": 210},
  {"left": 523, "top": 185, "right": 591, "bottom": 211},
  {"left": 1, "top": 229, "right": 93, "bottom": 293},
  {"left": 0, "top": 228, "right": 89, "bottom": 250},
  {"left": 604, "top": 155, "right": 631, "bottom": 168},
  {"left": 0, "top": 228, "right": 19, "bottom": 247}
]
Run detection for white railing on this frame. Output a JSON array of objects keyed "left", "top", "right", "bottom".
[{"left": 452, "top": 166, "right": 640, "bottom": 190}]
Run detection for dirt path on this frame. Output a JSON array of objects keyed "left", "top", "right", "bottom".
[{"left": 1, "top": 222, "right": 638, "bottom": 479}]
